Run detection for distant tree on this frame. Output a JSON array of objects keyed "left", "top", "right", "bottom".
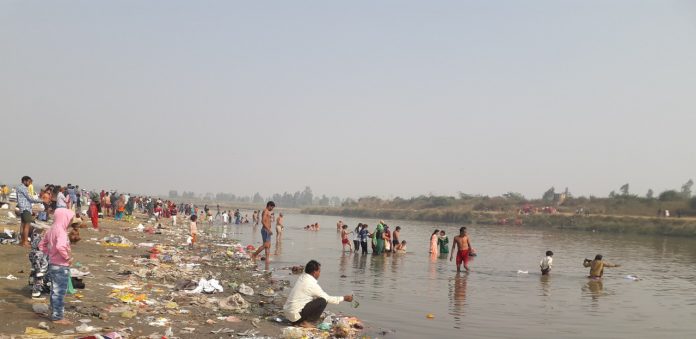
[
  {"left": 690, "top": 197, "right": 696, "bottom": 210},
  {"left": 252, "top": 192, "right": 264, "bottom": 204},
  {"left": 646, "top": 189, "right": 654, "bottom": 199},
  {"left": 458, "top": 192, "right": 473, "bottom": 200},
  {"left": 609, "top": 190, "right": 616, "bottom": 198},
  {"left": 542, "top": 187, "right": 555, "bottom": 202},
  {"left": 301, "top": 186, "right": 314, "bottom": 206},
  {"left": 658, "top": 190, "right": 681, "bottom": 201},
  {"left": 681, "top": 179, "right": 693, "bottom": 198},
  {"left": 503, "top": 192, "right": 525, "bottom": 201},
  {"left": 319, "top": 195, "right": 330, "bottom": 206},
  {"left": 620, "top": 183, "right": 630, "bottom": 196},
  {"left": 168, "top": 190, "right": 178, "bottom": 198}
]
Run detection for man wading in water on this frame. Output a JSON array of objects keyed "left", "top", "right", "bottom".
[
  {"left": 252, "top": 201, "right": 275, "bottom": 263},
  {"left": 450, "top": 227, "right": 474, "bottom": 272}
]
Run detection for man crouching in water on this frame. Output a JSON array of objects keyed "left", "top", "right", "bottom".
[
  {"left": 450, "top": 227, "right": 474, "bottom": 272},
  {"left": 283, "top": 260, "right": 353, "bottom": 328}
]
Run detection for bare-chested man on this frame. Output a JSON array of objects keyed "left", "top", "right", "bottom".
[
  {"left": 450, "top": 227, "right": 474, "bottom": 272},
  {"left": 337, "top": 220, "right": 343, "bottom": 232},
  {"left": 252, "top": 201, "right": 276, "bottom": 263},
  {"left": 276, "top": 213, "right": 284, "bottom": 241}
]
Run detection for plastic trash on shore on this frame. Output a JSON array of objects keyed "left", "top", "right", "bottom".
[
  {"left": 218, "top": 293, "right": 250, "bottom": 312},
  {"left": 238, "top": 283, "right": 254, "bottom": 296},
  {"left": 517, "top": 270, "right": 529, "bottom": 274},
  {"left": 186, "top": 278, "right": 224, "bottom": 294}
]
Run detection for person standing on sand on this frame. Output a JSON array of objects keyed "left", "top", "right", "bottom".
[
  {"left": 88, "top": 198, "right": 99, "bottom": 230},
  {"left": 252, "top": 201, "right": 275, "bottom": 262},
  {"left": 39, "top": 209, "right": 80, "bottom": 325},
  {"left": 276, "top": 212, "right": 284, "bottom": 241},
  {"left": 450, "top": 227, "right": 473, "bottom": 272},
  {"left": 283, "top": 260, "right": 353, "bottom": 328},
  {"left": 17, "top": 176, "right": 43, "bottom": 247}
]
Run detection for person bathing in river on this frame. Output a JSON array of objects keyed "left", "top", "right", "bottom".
[
  {"left": 430, "top": 229, "right": 440, "bottom": 256},
  {"left": 340, "top": 224, "right": 352, "bottom": 252},
  {"left": 438, "top": 230, "right": 449, "bottom": 257},
  {"left": 583, "top": 254, "right": 620, "bottom": 278},
  {"left": 276, "top": 213, "right": 284, "bottom": 241},
  {"left": 540, "top": 250, "right": 553, "bottom": 275},
  {"left": 450, "top": 227, "right": 473, "bottom": 272},
  {"left": 352, "top": 224, "right": 361, "bottom": 252},
  {"left": 392, "top": 226, "right": 401, "bottom": 252},
  {"left": 394, "top": 240, "right": 407, "bottom": 253},
  {"left": 384, "top": 225, "right": 392, "bottom": 252},
  {"left": 359, "top": 224, "right": 370, "bottom": 254}
]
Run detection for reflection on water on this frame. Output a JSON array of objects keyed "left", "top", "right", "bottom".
[
  {"left": 449, "top": 273, "right": 468, "bottom": 329},
  {"left": 210, "top": 213, "right": 696, "bottom": 339}
]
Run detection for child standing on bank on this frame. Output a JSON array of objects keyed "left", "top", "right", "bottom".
[
  {"left": 540, "top": 250, "right": 553, "bottom": 275},
  {"left": 189, "top": 214, "right": 198, "bottom": 249},
  {"left": 29, "top": 225, "right": 49, "bottom": 298},
  {"left": 341, "top": 224, "right": 352, "bottom": 252}
]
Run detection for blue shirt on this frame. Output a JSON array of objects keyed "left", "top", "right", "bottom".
[
  {"left": 359, "top": 229, "right": 369, "bottom": 242},
  {"left": 16, "top": 184, "right": 39, "bottom": 212}
]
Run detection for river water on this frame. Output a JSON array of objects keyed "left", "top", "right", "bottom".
[{"left": 212, "top": 213, "right": 696, "bottom": 338}]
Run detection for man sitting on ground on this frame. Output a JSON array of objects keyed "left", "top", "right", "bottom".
[{"left": 283, "top": 260, "right": 353, "bottom": 328}]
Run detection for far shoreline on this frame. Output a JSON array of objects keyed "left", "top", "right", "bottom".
[{"left": 301, "top": 207, "right": 696, "bottom": 237}]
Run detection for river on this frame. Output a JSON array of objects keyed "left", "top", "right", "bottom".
[{"left": 212, "top": 213, "right": 696, "bottom": 338}]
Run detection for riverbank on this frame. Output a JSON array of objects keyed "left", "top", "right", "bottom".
[
  {"left": 301, "top": 207, "right": 696, "bottom": 237},
  {"left": 0, "top": 211, "right": 286, "bottom": 338}
]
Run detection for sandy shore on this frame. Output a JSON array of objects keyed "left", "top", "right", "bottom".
[{"left": 0, "top": 209, "right": 286, "bottom": 338}]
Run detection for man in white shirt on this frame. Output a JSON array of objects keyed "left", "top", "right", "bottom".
[
  {"left": 540, "top": 250, "right": 553, "bottom": 275},
  {"left": 283, "top": 260, "right": 353, "bottom": 328}
]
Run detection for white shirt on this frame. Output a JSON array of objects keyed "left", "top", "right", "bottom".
[
  {"left": 283, "top": 273, "right": 343, "bottom": 322},
  {"left": 540, "top": 256, "right": 553, "bottom": 270},
  {"left": 57, "top": 192, "right": 68, "bottom": 208}
]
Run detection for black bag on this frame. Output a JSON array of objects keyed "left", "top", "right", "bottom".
[{"left": 71, "top": 277, "right": 85, "bottom": 289}]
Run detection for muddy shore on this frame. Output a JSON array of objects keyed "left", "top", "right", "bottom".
[{"left": 0, "top": 209, "right": 288, "bottom": 338}]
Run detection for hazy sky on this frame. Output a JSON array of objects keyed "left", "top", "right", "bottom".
[{"left": 2, "top": 1, "right": 695, "bottom": 199}]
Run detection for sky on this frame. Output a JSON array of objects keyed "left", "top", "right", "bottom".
[{"left": 1, "top": 0, "right": 695, "bottom": 200}]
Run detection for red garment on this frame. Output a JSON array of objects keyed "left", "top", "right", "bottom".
[
  {"left": 89, "top": 203, "right": 99, "bottom": 229},
  {"left": 456, "top": 249, "right": 470, "bottom": 267}
]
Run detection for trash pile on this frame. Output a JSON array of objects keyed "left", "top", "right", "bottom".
[
  {"left": 6, "top": 212, "right": 366, "bottom": 338},
  {"left": 280, "top": 312, "right": 364, "bottom": 339}
]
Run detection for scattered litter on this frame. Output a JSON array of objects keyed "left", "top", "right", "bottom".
[
  {"left": 37, "top": 322, "right": 50, "bottom": 330},
  {"left": 426, "top": 313, "right": 435, "bottom": 319},
  {"left": 625, "top": 275, "right": 641, "bottom": 281},
  {"left": 32, "top": 303, "right": 49, "bottom": 314},
  {"left": 238, "top": 283, "right": 254, "bottom": 296},
  {"left": 187, "top": 277, "right": 224, "bottom": 294},
  {"left": 24, "top": 327, "right": 51, "bottom": 337},
  {"left": 219, "top": 293, "right": 250, "bottom": 312},
  {"left": 4, "top": 274, "right": 18, "bottom": 280},
  {"left": 517, "top": 270, "right": 529, "bottom": 274}
]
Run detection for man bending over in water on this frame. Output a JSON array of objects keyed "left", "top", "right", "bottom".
[{"left": 450, "top": 227, "right": 473, "bottom": 272}]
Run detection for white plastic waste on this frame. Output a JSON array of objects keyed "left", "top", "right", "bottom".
[
  {"left": 517, "top": 270, "right": 529, "bottom": 274},
  {"left": 187, "top": 278, "right": 224, "bottom": 294},
  {"left": 238, "top": 283, "right": 254, "bottom": 296}
]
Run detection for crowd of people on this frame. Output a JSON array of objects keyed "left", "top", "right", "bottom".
[{"left": 6, "top": 174, "right": 626, "bottom": 329}]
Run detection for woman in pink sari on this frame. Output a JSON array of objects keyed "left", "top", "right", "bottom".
[{"left": 430, "top": 229, "right": 439, "bottom": 256}]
